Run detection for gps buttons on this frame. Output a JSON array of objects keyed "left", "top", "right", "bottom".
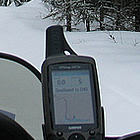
[
  {"left": 57, "top": 131, "right": 63, "bottom": 137},
  {"left": 89, "top": 130, "right": 95, "bottom": 135},
  {"left": 68, "top": 133, "right": 85, "bottom": 140}
]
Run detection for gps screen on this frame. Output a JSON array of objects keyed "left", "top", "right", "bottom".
[{"left": 52, "top": 69, "right": 95, "bottom": 125}]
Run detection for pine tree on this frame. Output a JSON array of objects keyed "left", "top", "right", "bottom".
[
  {"left": 99, "top": 0, "right": 136, "bottom": 31},
  {"left": 72, "top": 0, "right": 99, "bottom": 31},
  {"left": 43, "top": 0, "right": 139, "bottom": 32},
  {"left": 0, "top": 0, "right": 31, "bottom": 6},
  {"left": 43, "top": 0, "right": 74, "bottom": 31}
]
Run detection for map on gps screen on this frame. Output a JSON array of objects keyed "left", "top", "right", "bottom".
[{"left": 52, "top": 70, "right": 95, "bottom": 125}]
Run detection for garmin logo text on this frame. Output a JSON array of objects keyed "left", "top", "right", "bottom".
[
  {"left": 59, "top": 66, "right": 71, "bottom": 69},
  {"left": 68, "top": 126, "right": 82, "bottom": 130}
]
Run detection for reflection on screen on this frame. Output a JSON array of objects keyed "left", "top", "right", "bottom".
[{"left": 52, "top": 70, "right": 95, "bottom": 125}]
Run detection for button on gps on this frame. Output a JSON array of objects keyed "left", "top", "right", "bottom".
[
  {"left": 57, "top": 131, "right": 63, "bottom": 137},
  {"left": 68, "top": 133, "right": 85, "bottom": 140},
  {"left": 89, "top": 130, "right": 95, "bottom": 135}
]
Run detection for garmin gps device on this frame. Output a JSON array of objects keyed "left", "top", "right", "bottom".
[{"left": 42, "top": 26, "right": 104, "bottom": 140}]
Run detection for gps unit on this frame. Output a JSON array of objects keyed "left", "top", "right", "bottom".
[
  {"left": 41, "top": 25, "right": 104, "bottom": 140},
  {"left": 42, "top": 56, "right": 104, "bottom": 140}
]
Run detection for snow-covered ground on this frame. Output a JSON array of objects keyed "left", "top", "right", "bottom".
[{"left": 0, "top": 0, "right": 140, "bottom": 138}]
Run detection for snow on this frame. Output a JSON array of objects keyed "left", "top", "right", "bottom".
[
  {"left": 0, "top": 0, "right": 54, "bottom": 71},
  {"left": 0, "top": 0, "right": 140, "bottom": 138},
  {"left": 66, "top": 31, "right": 140, "bottom": 136}
]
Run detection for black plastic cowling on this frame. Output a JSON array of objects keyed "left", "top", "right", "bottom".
[{"left": 0, "top": 112, "right": 34, "bottom": 140}]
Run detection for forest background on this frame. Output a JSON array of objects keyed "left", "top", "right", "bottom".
[{"left": 0, "top": 0, "right": 140, "bottom": 32}]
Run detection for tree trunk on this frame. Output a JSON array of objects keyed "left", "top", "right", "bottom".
[
  {"left": 100, "top": 5, "right": 104, "bottom": 31},
  {"left": 66, "top": 13, "right": 72, "bottom": 32},
  {"left": 66, "top": 3, "right": 72, "bottom": 32},
  {"left": 115, "top": 4, "right": 121, "bottom": 30},
  {"left": 135, "top": 1, "right": 140, "bottom": 32},
  {"left": 86, "top": 18, "right": 90, "bottom": 32},
  {"left": 4, "top": 0, "right": 9, "bottom": 6}
]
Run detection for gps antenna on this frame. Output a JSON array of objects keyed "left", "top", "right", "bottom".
[{"left": 46, "top": 25, "right": 77, "bottom": 58}]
